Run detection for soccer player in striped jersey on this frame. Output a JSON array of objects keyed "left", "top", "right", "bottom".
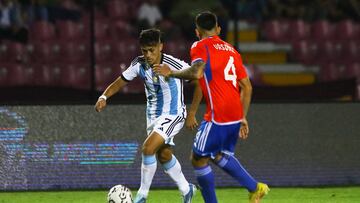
[
  {"left": 153, "top": 11, "right": 269, "bottom": 203},
  {"left": 95, "top": 28, "right": 196, "bottom": 203}
]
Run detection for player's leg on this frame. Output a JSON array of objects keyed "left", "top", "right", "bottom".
[
  {"left": 157, "top": 145, "right": 194, "bottom": 199},
  {"left": 134, "top": 131, "right": 165, "bottom": 203},
  {"left": 192, "top": 121, "right": 219, "bottom": 203},
  {"left": 213, "top": 153, "right": 257, "bottom": 191},
  {"left": 191, "top": 152, "right": 217, "bottom": 203},
  {"left": 212, "top": 123, "right": 269, "bottom": 202},
  {"left": 155, "top": 114, "right": 196, "bottom": 203}
]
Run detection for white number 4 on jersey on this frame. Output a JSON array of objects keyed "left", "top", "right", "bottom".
[{"left": 224, "top": 56, "right": 237, "bottom": 87}]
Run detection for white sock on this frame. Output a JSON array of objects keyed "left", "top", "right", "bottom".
[
  {"left": 137, "top": 154, "right": 157, "bottom": 198},
  {"left": 163, "top": 155, "right": 190, "bottom": 196}
]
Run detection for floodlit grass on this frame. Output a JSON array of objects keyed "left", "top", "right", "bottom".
[{"left": 0, "top": 187, "right": 359, "bottom": 203}]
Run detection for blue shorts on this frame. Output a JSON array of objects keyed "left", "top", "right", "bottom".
[{"left": 192, "top": 120, "right": 241, "bottom": 159}]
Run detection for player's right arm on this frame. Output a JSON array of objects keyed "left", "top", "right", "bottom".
[
  {"left": 186, "top": 80, "right": 203, "bottom": 130},
  {"left": 95, "top": 76, "right": 128, "bottom": 112}
]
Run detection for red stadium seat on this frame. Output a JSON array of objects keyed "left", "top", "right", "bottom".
[
  {"left": 56, "top": 20, "right": 85, "bottom": 41},
  {"left": 29, "top": 21, "right": 56, "bottom": 42},
  {"left": 95, "top": 64, "right": 120, "bottom": 91},
  {"left": 311, "top": 20, "right": 335, "bottom": 41},
  {"left": 335, "top": 20, "right": 359, "bottom": 41},
  {"left": 61, "top": 64, "right": 91, "bottom": 90},
  {"left": 95, "top": 41, "right": 113, "bottom": 64},
  {"left": 7, "top": 42, "right": 28, "bottom": 63},
  {"left": 344, "top": 62, "right": 360, "bottom": 79},
  {"left": 109, "top": 20, "right": 135, "bottom": 40},
  {"left": 33, "top": 64, "right": 63, "bottom": 87},
  {"left": 58, "top": 41, "right": 89, "bottom": 63},
  {"left": 291, "top": 40, "right": 318, "bottom": 65},
  {"left": 316, "top": 41, "right": 342, "bottom": 64},
  {"left": 263, "top": 20, "right": 288, "bottom": 42},
  {"left": 319, "top": 63, "right": 345, "bottom": 82},
  {"left": 122, "top": 78, "right": 144, "bottom": 93},
  {"left": 288, "top": 20, "right": 310, "bottom": 41},
  {"left": 28, "top": 42, "right": 61, "bottom": 64},
  {"left": 112, "top": 39, "right": 139, "bottom": 63},
  {"left": 0, "top": 63, "right": 25, "bottom": 86},
  {"left": 164, "top": 40, "right": 191, "bottom": 63},
  {"left": 106, "top": 0, "right": 130, "bottom": 20},
  {"left": 0, "top": 43, "right": 8, "bottom": 63},
  {"left": 340, "top": 41, "right": 360, "bottom": 63}
]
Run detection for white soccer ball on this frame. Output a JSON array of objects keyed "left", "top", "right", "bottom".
[{"left": 107, "top": 184, "right": 133, "bottom": 203}]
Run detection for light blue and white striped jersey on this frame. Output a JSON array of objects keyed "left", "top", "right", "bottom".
[{"left": 121, "top": 53, "right": 189, "bottom": 121}]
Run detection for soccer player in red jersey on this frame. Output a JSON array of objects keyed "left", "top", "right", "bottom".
[{"left": 153, "top": 11, "right": 269, "bottom": 203}]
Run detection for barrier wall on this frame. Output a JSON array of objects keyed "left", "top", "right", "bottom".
[{"left": 0, "top": 103, "right": 359, "bottom": 190}]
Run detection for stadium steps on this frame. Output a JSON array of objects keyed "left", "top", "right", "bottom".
[{"left": 227, "top": 20, "right": 319, "bottom": 86}]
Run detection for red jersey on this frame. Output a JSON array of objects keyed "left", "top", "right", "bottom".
[{"left": 190, "top": 36, "right": 248, "bottom": 124}]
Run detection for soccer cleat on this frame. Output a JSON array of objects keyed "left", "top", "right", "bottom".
[
  {"left": 133, "top": 194, "right": 147, "bottom": 203},
  {"left": 183, "top": 183, "right": 196, "bottom": 203},
  {"left": 248, "top": 182, "right": 270, "bottom": 203}
]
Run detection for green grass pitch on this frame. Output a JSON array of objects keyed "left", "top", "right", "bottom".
[{"left": 1, "top": 187, "right": 359, "bottom": 203}]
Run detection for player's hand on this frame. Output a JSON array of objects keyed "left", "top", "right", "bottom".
[
  {"left": 153, "top": 64, "right": 171, "bottom": 78},
  {"left": 185, "top": 113, "right": 198, "bottom": 130},
  {"left": 95, "top": 98, "right": 107, "bottom": 112},
  {"left": 239, "top": 118, "right": 249, "bottom": 139}
]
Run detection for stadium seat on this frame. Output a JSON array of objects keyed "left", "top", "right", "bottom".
[
  {"left": 291, "top": 40, "right": 318, "bottom": 65},
  {"left": 7, "top": 42, "right": 28, "bottom": 63},
  {"left": 0, "top": 63, "right": 25, "bottom": 86},
  {"left": 59, "top": 41, "right": 89, "bottom": 63},
  {"left": 106, "top": 0, "right": 130, "bottom": 20},
  {"left": 340, "top": 41, "right": 360, "bottom": 64},
  {"left": 35, "top": 64, "right": 63, "bottom": 87},
  {"left": 122, "top": 78, "right": 144, "bottom": 93},
  {"left": 109, "top": 20, "right": 135, "bottom": 40},
  {"left": 316, "top": 41, "right": 342, "bottom": 65},
  {"left": 0, "top": 43, "right": 8, "bottom": 63},
  {"left": 318, "top": 63, "right": 345, "bottom": 82},
  {"left": 311, "top": 20, "right": 335, "bottom": 41},
  {"left": 344, "top": 62, "right": 360, "bottom": 79},
  {"left": 112, "top": 39, "right": 139, "bottom": 63},
  {"left": 288, "top": 20, "right": 310, "bottom": 41},
  {"left": 29, "top": 21, "right": 56, "bottom": 42},
  {"left": 61, "top": 64, "right": 91, "bottom": 90},
  {"left": 263, "top": 20, "right": 288, "bottom": 43},
  {"left": 95, "top": 64, "right": 119, "bottom": 91},
  {"left": 95, "top": 41, "right": 113, "bottom": 64},
  {"left": 335, "top": 20, "right": 359, "bottom": 41},
  {"left": 28, "top": 42, "right": 61, "bottom": 64},
  {"left": 56, "top": 20, "right": 85, "bottom": 41},
  {"left": 164, "top": 40, "right": 191, "bottom": 63}
]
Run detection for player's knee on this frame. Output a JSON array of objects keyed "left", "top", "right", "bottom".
[
  {"left": 141, "top": 144, "right": 156, "bottom": 155},
  {"left": 157, "top": 149, "right": 172, "bottom": 163}
]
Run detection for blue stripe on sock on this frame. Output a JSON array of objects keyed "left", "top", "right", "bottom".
[
  {"left": 194, "top": 165, "right": 212, "bottom": 177},
  {"left": 216, "top": 156, "right": 229, "bottom": 167},
  {"left": 142, "top": 154, "right": 156, "bottom": 165},
  {"left": 163, "top": 155, "right": 177, "bottom": 170}
]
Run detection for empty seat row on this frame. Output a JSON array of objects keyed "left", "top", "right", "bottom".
[
  {"left": 290, "top": 40, "right": 360, "bottom": 65},
  {"left": 263, "top": 19, "right": 360, "bottom": 43},
  {"left": 29, "top": 18, "right": 136, "bottom": 42},
  {"left": 0, "top": 63, "right": 145, "bottom": 93}
]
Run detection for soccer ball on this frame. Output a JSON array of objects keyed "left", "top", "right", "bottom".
[{"left": 107, "top": 184, "right": 133, "bottom": 203}]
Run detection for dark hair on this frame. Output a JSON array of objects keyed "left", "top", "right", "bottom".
[
  {"left": 139, "top": 28, "right": 163, "bottom": 46},
  {"left": 195, "top": 11, "right": 217, "bottom": 31}
]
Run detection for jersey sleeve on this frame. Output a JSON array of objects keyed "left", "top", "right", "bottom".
[
  {"left": 121, "top": 63, "right": 139, "bottom": 82},
  {"left": 190, "top": 41, "right": 207, "bottom": 65}
]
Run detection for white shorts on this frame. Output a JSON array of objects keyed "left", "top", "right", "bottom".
[{"left": 146, "top": 114, "right": 185, "bottom": 146}]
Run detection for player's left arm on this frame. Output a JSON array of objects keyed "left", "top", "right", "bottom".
[
  {"left": 153, "top": 61, "right": 205, "bottom": 80},
  {"left": 238, "top": 77, "right": 253, "bottom": 139}
]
